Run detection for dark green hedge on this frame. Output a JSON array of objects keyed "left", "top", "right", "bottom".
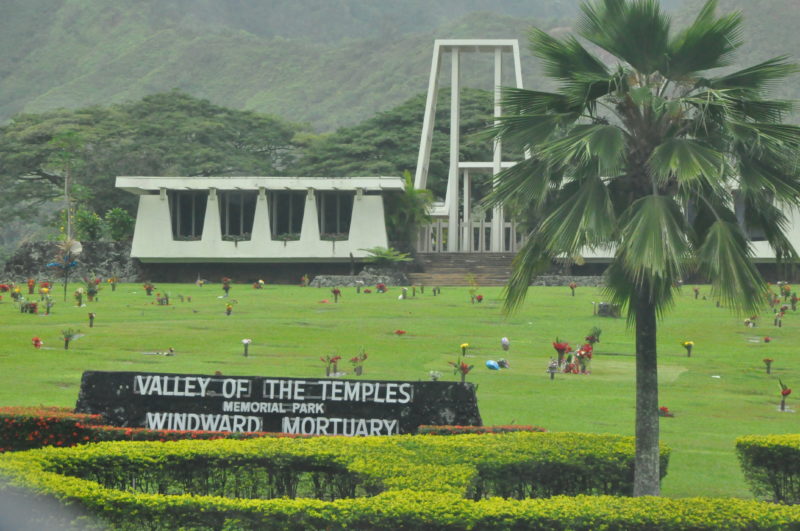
[{"left": 736, "top": 434, "right": 800, "bottom": 504}]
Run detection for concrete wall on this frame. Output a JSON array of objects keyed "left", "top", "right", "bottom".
[{"left": 130, "top": 191, "right": 389, "bottom": 263}]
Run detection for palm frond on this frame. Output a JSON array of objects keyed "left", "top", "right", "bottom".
[
  {"left": 482, "top": 157, "right": 559, "bottom": 211},
  {"left": 528, "top": 28, "right": 609, "bottom": 83},
  {"left": 538, "top": 175, "right": 616, "bottom": 255},
  {"left": 665, "top": 0, "right": 742, "bottom": 78},
  {"left": 603, "top": 260, "right": 677, "bottom": 326},
  {"left": 499, "top": 87, "right": 577, "bottom": 115},
  {"left": 540, "top": 124, "right": 627, "bottom": 177},
  {"left": 737, "top": 154, "right": 800, "bottom": 203},
  {"left": 695, "top": 220, "right": 767, "bottom": 314},
  {"left": 648, "top": 138, "right": 725, "bottom": 186},
  {"left": 487, "top": 113, "right": 573, "bottom": 148},
  {"left": 616, "top": 195, "right": 691, "bottom": 284},
  {"left": 705, "top": 56, "right": 798, "bottom": 93},
  {"left": 577, "top": 0, "right": 669, "bottom": 74},
  {"left": 501, "top": 234, "right": 554, "bottom": 313},
  {"left": 739, "top": 193, "right": 798, "bottom": 262}
]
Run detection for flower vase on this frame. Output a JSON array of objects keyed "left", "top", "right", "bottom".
[
  {"left": 333, "top": 362, "right": 339, "bottom": 375},
  {"left": 557, "top": 351, "right": 565, "bottom": 366},
  {"left": 686, "top": 345, "right": 692, "bottom": 357},
  {"left": 781, "top": 398, "right": 786, "bottom": 412},
  {"left": 325, "top": 366, "right": 330, "bottom": 377},
  {"left": 111, "top": 283, "right": 116, "bottom": 292},
  {"left": 355, "top": 366, "right": 363, "bottom": 376},
  {"left": 243, "top": 344, "right": 249, "bottom": 357},
  {"left": 64, "top": 339, "right": 70, "bottom": 350}
]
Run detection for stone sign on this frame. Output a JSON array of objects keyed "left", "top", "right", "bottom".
[{"left": 75, "top": 371, "right": 482, "bottom": 435}]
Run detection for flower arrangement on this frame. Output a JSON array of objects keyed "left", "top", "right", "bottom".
[
  {"left": 449, "top": 360, "right": 474, "bottom": 383},
  {"left": 763, "top": 358, "right": 774, "bottom": 374},
  {"left": 225, "top": 303, "right": 233, "bottom": 316},
  {"left": 552, "top": 338, "right": 571, "bottom": 365},
  {"left": 350, "top": 349, "right": 368, "bottom": 376},
  {"left": 320, "top": 354, "right": 342, "bottom": 377},
  {"left": 31, "top": 337, "right": 43, "bottom": 349},
  {"left": 62, "top": 328, "right": 79, "bottom": 350},
  {"left": 568, "top": 282, "right": 577, "bottom": 296},
  {"left": 779, "top": 379, "right": 792, "bottom": 412},
  {"left": 376, "top": 283, "right": 387, "bottom": 293},
  {"left": 363, "top": 288, "right": 372, "bottom": 294},
  {"left": 300, "top": 274, "right": 310, "bottom": 287},
  {"left": 143, "top": 282, "right": 155, "bottom": 296},
  {"left": 0, "top": 284, "right": 11, "bottom": 292},
  {"left": 331, "top": 287, "right": 342, "bottom": 303},
  {"left": 782, "top": 283, "right": 792, "bottom": 300},
  {"left": 107, "top": 277, "right": 118, "bottom": 291},
  {"left": 585, "top": 327, "right": 602, "bottom": 345},
  {"left": 575, "top": 344, "right": 593, "bottom": 373},
  {"left": 475, "top": 294, "right": 484, "bottom": 303},
  {"left": 693, "top": 287, "right": 700, "bottom": 299},
  {"left": 11, "top": 287, "right": 22, "bottom": 302},
  {"left": 241, "top": 338, "right": 252, "bottom": 357},
  {"left": 764, "top": 336, "right": 772, "bottom": 343},
  {"left": 88, "top": 312, "right": 96, "bottom": 328},
  {"left": 74, "top": 288, "right": 84, "bottom": 307},
  {"left": 429, "top": 370, "right": 442, "bottom": 381},
  {"left": 547, "top": 358, "right": 559, "bottom": 379},
  {"left": 27, "top": 278, "right": 36, "bottom": 294},
  {"left": 394, "top": 329, "right": 406, "bottom": 336},
  {"left": 658, "top": 406, "right": 674, "bottom": 418},
  {"left": 501, "top": 337, "right": 510, "bottom": 351},
  {"left": 460, "top": 343, "right": 469, "bottom": 357},
  {"left": 682, "top": 340, "right": 694, "bottom": 357},
  {"left": 221, "top": 277, "right": 232, "bottom": 297}
]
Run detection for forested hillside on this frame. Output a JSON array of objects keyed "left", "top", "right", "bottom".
[{"left": 1, "top": 0, "right": 794, "bottom": 131}]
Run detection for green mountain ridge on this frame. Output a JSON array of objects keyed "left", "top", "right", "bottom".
[{"left": 4, "top": 0, "right": 795, "bottom": 131}]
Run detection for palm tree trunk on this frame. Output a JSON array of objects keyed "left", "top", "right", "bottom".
[{"left": 633, "top": 284, "right": 660, "bottom": 496}]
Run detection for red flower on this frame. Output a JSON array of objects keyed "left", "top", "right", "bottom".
[
  {"left": 764, "top": 336, "right": 772, "bottom": 343},
  {"left": 476, "top": 294, "right": 484, "bottom": 302},
  {"left": 552, "top": 340, "right": 571, "bottom": 354},
  {"left": 394, "top": 329, "right": 407, "bottom": 335},
  {"left": 782, "top": 388, "right": 792, "bottom": 396},
  {"left": 31, "top": 337, "right": 43, "bottom": 349}
]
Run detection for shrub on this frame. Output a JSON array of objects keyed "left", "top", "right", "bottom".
[
  {"left": 104, "top": 207, "right": 135, "bottom": 241},
  {"left": 73, "top": 208, "right": 106, "bottom": 241},
  {"left": 736, "top": 434, "right": 800, "bottom": 504},
  {"left": 0, "top": 407, "right": 303, "bottom": 453},
  {"left": 417, "top": 424, "right": 545, "bottom": 435}
]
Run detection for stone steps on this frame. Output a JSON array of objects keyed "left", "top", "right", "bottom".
[{"left": 408, "top": 253, "right": 515, "bottom": 286}]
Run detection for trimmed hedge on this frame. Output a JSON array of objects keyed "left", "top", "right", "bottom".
[
  {"left": 0, "top": 407, "right": 304, "bottom": 452},
  {"left": 736, "top": 434, "right": 800, "bottom": 504},
  {"left": 0, "top": 432, "right": 675, "bottom": 528},
  {"left": 417, "top": 425, "right": 546, "bottom": 435}
]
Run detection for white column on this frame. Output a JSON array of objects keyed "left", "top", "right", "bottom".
[
  {"left": 447, "top": 48, "right": 460, "bottom": 252},
  {"left": 414, "top": 42, "right": 443, "bottom": 190},
  {"left": 462, "top": 169, "right": 471, "bottom": 251},
  {"left": 491, "top": 47, "right": 504, "bottom": 252}
]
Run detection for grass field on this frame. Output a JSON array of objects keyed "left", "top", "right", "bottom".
[{"left": 1, "top": 281, "right": 797, "bottom": 499}]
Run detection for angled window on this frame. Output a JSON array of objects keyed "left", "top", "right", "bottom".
[
  {"left": 218, "top": 191, "right": 257, "bottom": 241},
  {"left": 317, "top": 191, "right": 354, "bottom": 240},
  {"left": 168, "top": 190, "right": 207, "bottom": 240},
  {"left": 269, "top": 191, "right": 306, "bottom": 240}
]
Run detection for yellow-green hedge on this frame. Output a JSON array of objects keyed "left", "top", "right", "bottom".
[
  {"left": 736, "top": 434, "right": 800, "bottom": 504},
  {"left": 8, "top": 433, "right": 793, "bottom": 530}
]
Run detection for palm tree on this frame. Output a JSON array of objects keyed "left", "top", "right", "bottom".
[{"left": 488, "top": 0, "right": 800, "bottom": 496}]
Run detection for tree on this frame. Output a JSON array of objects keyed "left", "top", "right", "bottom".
[
  {"left": 292, "top": 88, "right": 497, "bottom": 200},
  {"left": 0, "top": 91, "right": 301, "bottom": 253},
  {"left": 384, "top": 171, "right": 433, "bottom": 251},
  {"left": 488, "top": 0, "right": 800, "bottom": 496}
]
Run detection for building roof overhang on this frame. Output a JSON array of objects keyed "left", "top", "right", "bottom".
[{"left": 115, "top": 176, "right": 405, "bottom": 195}]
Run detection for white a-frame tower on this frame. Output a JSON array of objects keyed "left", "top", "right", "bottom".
[{"left": 414, "top": 39, "right": 524, "bottom": 252}]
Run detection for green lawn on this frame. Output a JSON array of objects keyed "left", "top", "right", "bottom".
[{"left": 1, "top": 281, "right": 797, "bottom": 499}]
